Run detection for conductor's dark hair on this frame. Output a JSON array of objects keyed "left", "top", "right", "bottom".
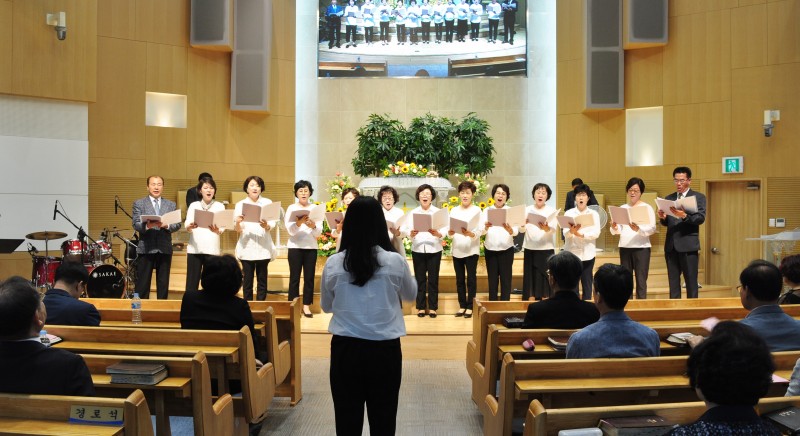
[
  {"left": 201, "top": 255, "right": 244, "bottom": 297},
  {"left": 294, "top": 180, "right": 314, "bottom": 197},
  {"left": 740, "top": 259, "right": 783, "bottom": 301},
  {"left": 626, "top": 177, "right": 645, "bottom": 193},
  {"left": 242, "top": 176, "right": 265, "bottom": 193},
  {"left": 532, "top": 183, "right": 552, "bottom": 200},
  {"left": 593, "top": 264, "right": 633, "bottom": 310},
  {"left": 780, "top": 254, "right": 800, "bottom": 285},
  {"left": 687, "top": 321, "right": 773, "bottom": 406},
  {"left": 377, "top": 185, "right": 399, "bottom": 204},
  {"left": 0, "top": 276, "right": 41, "bottom": 339},
  {"left": 673, "top": 166, "right": 692, "bottom": 179},
  {"left": 491, "top": 184, "right": 511, "bottom": 200},
  {"left": 415, "top": 184, "right": 437, "bottom": 201},
  {"left": 54, "top": 261, "right": 89, "bottom": 286},
  {"left": 457, "top": 181, "right": 477, "bottom": 194},
  {"left": 339, "top": 197, "right": 397, "bottom": 286},
  {"left": 197, "top": 172, "right": 212, "bottom": 181},
  {"left": 570, "top": 178, "right": 583, "bottom": 187},
  {"left": 546, "top": 251, "right": 582, "bottom": 292}
]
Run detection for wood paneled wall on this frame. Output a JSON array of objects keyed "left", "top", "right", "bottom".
[{"left": 556, "top": 0, "right": 800, "bottom": 272}]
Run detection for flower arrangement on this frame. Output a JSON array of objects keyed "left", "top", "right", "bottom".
[
  {"left": 383, "top": 161, "right": 428, "bottom": 178},
  {"left": 440, "top": 192, "right": 494, "bottom": 211},
  {"left": 325, "top": 172, "right": 354, "bottom": 200},
  {"left": 453, "top": 172, "right": 488, "bottom": 198},
  {"left": 317, "top": 222, "right": 337, "bottom": 257}
]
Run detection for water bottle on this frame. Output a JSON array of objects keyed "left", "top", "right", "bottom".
[
  {"left": 131, "top": 293, "right": 142, "bottom": 324},
  {"left": 40, "top": 329, "right": 50, "bottom": 346}
]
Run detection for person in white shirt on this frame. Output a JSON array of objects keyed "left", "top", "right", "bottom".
[
  {"left": 468, "top": 0, "right": 483, "bottom": 41},
  {"left": 482, "top": 184, "right": 518, "bottom": 301},
  {"left": 378, "top": 0, "right": 392, "bottom": 45},
  {"left": 394, "top": 2, "right": 407, "bottom": 44},
  {"left": 184, "top": 176, "right": 225, "bottom": 293},
  {"left": 609, "top": 177, "right": 656, "bottom": 300},
  {"left": 407, "top": 0, "right": 421, "bottom": 45},
  {"left": 433, "top": 0, "right": 446, "bottom": 43},
  {"left": 378, "top": 185, "right": 405, "bottom": 255},
  {"left": 449, "top": 181, "right": 482, "bottom": 317},
  {"left": 444, "top": 0, "right": 456, "bottom": 42},
  {"left": 522, "top": 183, "right": 557, "bottom": 301},
  {"left": 562, "top": 184, "right": 601, "bottom": 300},
  {"left": 401, "top": 184, "right": 447, "bottom": 318},
  {"left": 361, "top": 0, "right": 375, "bottom": 44},
  {"left": 486, "top": 0, "right": 501, "bottom": 43},
  {"left": 456, "top": 0, "right": 470, "bottom": 42},
  {"left": 344, "top": 0, "right": 360, "bottom": 48},
  {"left": 234, "top": 176, "right": 277, "bottom": 301},
  {"left": 285, "top": 180, "right": 322, "bottom": 317},
  {"left": 321, "top": 196, "right": 416, "bottom": 435},
  {"left": 419, "top": 0, "right": 432, "bottom": 43},
  {"left": 331, "top": 187, "right": 359, "bottom": 251}
]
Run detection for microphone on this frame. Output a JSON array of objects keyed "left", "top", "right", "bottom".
[
  {"left": 114, "top": 195, "right": 119, "bottom": 215},
  {"left": 52, "top": 200, "right": 58, "bottom": 220}
]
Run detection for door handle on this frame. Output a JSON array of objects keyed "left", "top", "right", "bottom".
[{"left": 711, "top": 247, "right": 719, "bottom": 254}]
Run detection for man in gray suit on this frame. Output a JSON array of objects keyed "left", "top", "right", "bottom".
[
  {"left": 132, "top": 175, "right": 181, "bottom": 299},
  {"left": 658, "top": 166, "right": 706, "bottom": 298}
]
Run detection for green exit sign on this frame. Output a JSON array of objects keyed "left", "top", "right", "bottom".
[{"left": 722, "top": 156, "right": 743, "bottom": 174}]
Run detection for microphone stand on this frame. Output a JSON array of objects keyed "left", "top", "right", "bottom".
[{"left": 55, "top": 208, "right": 122, "bottom": 267}]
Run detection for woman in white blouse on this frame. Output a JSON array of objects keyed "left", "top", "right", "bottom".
[
  {"left": 562, "top": 184, "right": 600, "bottom": 300},
  {"left": 285, "top": 180, "right": 322, "bottom": 317},
  {"left": 378, "top": 185, "right": 405, "bottom": 255},
  {"left": 482, "top": 184, "right": 518, "bottom": 301},
  {"left": 234, "top": 176, "right": 277, "bottom": 301},
  {"left": 400, "top": 184, "right": 447, "bottom": 318},
  {"left": 449, "top": 181, "right": 482, "bottom": 317},
  {"left": 609, "top": 177, "right": 656, "bottom": 299},
  {"left": 522, "top": 183, "right": 557, "bottom": 300},
  {"left": 184, "top": 176, "right": 225, "bottom": 293}
]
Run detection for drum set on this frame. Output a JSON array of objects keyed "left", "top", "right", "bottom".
[{"left": 27, "top": 228, "right": 138, "bottom": 299}]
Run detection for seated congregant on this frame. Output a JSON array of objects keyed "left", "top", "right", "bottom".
[
  {"left": 667, "top": 321, "right": 780, "bottom": 435},
  {"left": 42, "top": 261, "right": 101, "bottom": 326},
  {"left": 0, "top": 276, "right": 95, "bottom": 396},
  {"left": 522, "top": 251, "right": 599, "bottom": 329},
  {"left": 778, "top": 254, "right": 800, "bottom": 304},
  {"left": 738, "top": 260, "right": 800, "bottom": 351},
  {"left": 566, "top": 264, "right": 659, "bottom": 358}
]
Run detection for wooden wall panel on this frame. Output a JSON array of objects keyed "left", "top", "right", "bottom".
[
  {"left": 0, "top": 1, "right": 11, "bottom": 93},
  {"left": 624, "top": 47, "right": 664, "bottom": 108},
  {"left": 670, "top": 0, "right": 738, "bottom": 16},
  {"left": 731, "top": 4, "right": 768, "bottom": 69},
  {"left": 556, "top": 0, "right": 583, "bottom": 62},
  {"left": 556, "top": 59, "right": 584, "bottom": 115},
  {"left": 766, "top": 177, "right": 800, "bottom": 257},
  {"left": 97, "top": 0, "right": 135, "bottom": 39},
  {"left": 88, "top": 37, "right": 146, "bottom": 161},
  {"left": 135, "top": 0, "right": 188, "bottom": 47},
  {"left": 11, "top": 0, "right": 97, "bottom": 102},
  {"left": 271, "top": 0, "right": 295, "bottom": 62},
  {"left": 146, "top": 43, "right": 188, "bottom": 94},
  {"left": 596, "top": 111, "right": 626, "bottom": 181},
  {"left": 144, "top": 126, "right": 188, "bottom": 180},
  {"left": 187, "top": 49, "right": 235, "bottom": 164},
  {"left": 768, "top": 0, "right": 800, "bottom": 65}
]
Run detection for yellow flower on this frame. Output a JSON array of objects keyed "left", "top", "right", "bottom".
[
  {"left": 410, "top": 163, "right": 417, "bottom": 168},
  {"left": 441, "top": 202, "right": 449, "bottom": 209},
  {"left": 397, "top": 160, "right": 404, "bottom": 165},
  {"left": 449, "top": 196, "right": 458, "bottom": 204},
  {"left": 332, "top": 198, "right": 338, "bottom": 204},
  {"left": 337, "top": 207, "right": 344, "bottom": 212},
  {"left": 422, "top": 168, "right": 428, "bottom": 173},
  {"left": 326, "top": 206, "right": 333, "bottom": 212},
  {"left": 487, "top": 198, "right": 495, "bottom": 206},
  {"left": 479, "top": 202, "right": 487, "bottom": 209},
  {"left": 383, "top": 170, "right": 390, "bottom": 176},
  {"left": 402, "top": 166, "right": 409, "bottom": 173},
  {"left": 314, "top": 201, "right": 320, "bottom": 205}
]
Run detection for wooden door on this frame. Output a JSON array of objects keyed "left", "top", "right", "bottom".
[{"left": 706, "top": 181, "right": 762, "bottom": 286}]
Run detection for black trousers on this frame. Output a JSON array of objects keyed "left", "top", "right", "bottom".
[
  {"left": 503, "top": 14, "right": 515, "bottom": 43},
  {"left": 328, "top": 18, "right": 341, "bottom": 48},
  {"left": 445, "top": 20, "right": 455, "bottom": 42},
  {"left": 241, "top": 258, "right": 269, "bottom": 301},
  {"left": 380, "top": 21, "right": 390, "bottom": 41},
  {"left": 421, "top": 21, "right": 431, "bottom": 41},
  {"left": 453, "top": 254, "right": 479, "bottom": 309},
  {"left": 185, "top": 253, "right": 211, "bottom": 293},
  {"left": 488, "top": 18, "right": 499, "bottom": 40},
  {"left": 364, "top": 26, "right": 374, "bottom": 43},
  {"left": 486, "top": 248, "right": 514, "bottom": 301},
  {"left": 330, "top": 335, "right": 402, "bottom": 435},
  {"left": 412, "top": 251, "right": 441, "bottom": 311},
  {"left": 434, "top": 22, "right": 444, "bottom": 40},
  {"left": 345, "top": 24, "right": 357, "bottom": 43},
  {"left": 287, "top": 248, "right": 316, "bottom": 305},
  {"left": 523, "top": 249, "right": 553, "bottom": 300},
  {"left": 620, "top": 247, "right": 651, "bottom": 299},
  {"left": 470, "top": 22, "right": 480, "bottom": 40},
  {"left": 666, "top": 250, "right": 699, "bottom": 299},
  {"left": 135, "top": 253, "right": 172, "bottom": 299},
  {"left": 457, "top": 19, "right": 468, "bottom": 40},
  {"left": 580, "top": 258, "right": 595, "bottom": 300},
  {"left": 396, "top": 24, "right": 406, "bottom": 42},
  {"left": 409, "top": 27, "right": 418, "bottom": 43}
]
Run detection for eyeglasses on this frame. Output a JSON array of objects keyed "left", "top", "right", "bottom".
[
  {"left": 627, "top": 189, "right": 641, "bottom": 194},
  {"left": 673, "top": 178, "right": 689, "bottom": 184}
]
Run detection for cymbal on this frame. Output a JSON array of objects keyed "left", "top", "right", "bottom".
[{"left": 25, "top": 231, "right": 68, "bottom": 241}]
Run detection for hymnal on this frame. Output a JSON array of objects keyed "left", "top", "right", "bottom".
[
  {"left": 556, "top": 213, "right": 595, "bottom": 229},
  {"left": 608, "top": 205, "right": 651, "bottom": 226},
  {"left": 765, "top": 406, "right": 800, "bottom": 435},
  {"left": 527, "top": 208, "right": 560, "bottom": 227},
  {"left": 665, "top": 332, "right": 695, "bottom": 347},
  {"left": 106, "top": 361, "right": 166, "bottom": 375},
  {"left": 110, "top": 369, "right": 168, "bottom": 386},
  {"left": 656, "top": 196, "right": 698, "bottom": 218},
  {"left": 325, "top": 211, "right": 344, "bottom": 229},
  {"left": 288, "top": 204, "right": 325, "bottom": 223},
  {"left": 502, "top": 316, "right": 525, "bottom": 328},
  {"left": 450, "top": 212, "right": 480, "bottom": 234},
  {"left": 412, "top": 209, "right": 448, "bottom": 232},
  {"left": 598, "top": 415, "right": 676, "bottom": 436},
  {"left": 487, "top": 205, "right": 526, "bottom": 227},
  {"left": 547, "top": 336, "right": 570, "bottom": 351},
  {"left": 386, "top": 212, "right": 409, "bottom": 232},
  {"left": 193, "top": 209, "right": 234, "bottom": 230},
  {"left": 241, "top": 202, "right": 281, "bottom": 224},
  {"left": 140, "top": 209, "right": 182, "bottom": 226}
]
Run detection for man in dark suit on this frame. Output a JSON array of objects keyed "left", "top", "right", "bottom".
[
  {"left": 42, "top": 262, "right": 100, "bottom": 326},
  {"left": 185, "top": 172, "right": 212, "bottom": 209},
  {"left": 501, "top": 0, "right": 518, "bottom": 44},
  {"left": 133, "top": 175, "right": 181, "bottom": 299},
  {"left": 0, "top": 276, "right": 95, "bottom": 396},
  {"left": 522, "top": 251, "right": 600, "bottom": 328},
  {"left": 658, "top": 166, "right": 706, "bottom": 299},
  {"left": 326, "top": 0, "right": 344, "bottom": 49}
]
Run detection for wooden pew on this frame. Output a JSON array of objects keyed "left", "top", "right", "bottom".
[
  {"left": 318, "top": 61, "right": 388, "bottom": 77},
  {"left": 448, "top": 54, "right": 527, "bottom": 77},
  {"left": 0, "top": 389, "right": 152, "bottom": 436},
  {"left": 482, "top": 352, "right": 800, "bottom": 436},
  {"left": 48, "top": 325, "right": 275, "bottom": 426},
  {"left": 525, "top": 396, "right": 800, "bottom": 436},
  {"left": 82, "top": 352, "right": 234, "bottom": 436},
  {"left": 85, "top": 297, "right": 303, "bottom": 406}
]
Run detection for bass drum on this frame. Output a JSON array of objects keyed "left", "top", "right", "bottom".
[{"left": 86, "top": 264, "right": 125, "bottom": 298}]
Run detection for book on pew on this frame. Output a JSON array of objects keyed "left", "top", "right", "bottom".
[
  {"left": 598, "top": 415, "right": 676, "bottom": 436},
  {"left": 502, "top": 316, "right": 525, "bottom": 328},
  {"left": 765, "top": 406, "right": 800, "bottom": 435},
  {"left": 665, "top": 332, "right": 695, "bottom": 347},
  {"left": 109, "top": 369, "right": 168, "bottom": 385},
  {"left": 547, "top": 336, "right": 571, "bottom": 351},
  {"left": 107, "top": 361, "right": 168, "bottom": 385}
]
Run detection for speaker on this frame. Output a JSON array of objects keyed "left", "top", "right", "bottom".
[
  {"left": 190, "top": 0, "right": 233, "bottom": 51},
  {"left": 230, "top": 0, "right": 273, "bottom": 112},
  {"left": 623, "top": 0, "right": 668, "bottom": 49},
  {"left": 585, "top": 0, "right": 623, "bottom": 109}
]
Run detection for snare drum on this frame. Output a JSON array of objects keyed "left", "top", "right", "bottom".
[
  {"left": 61, "top": 239, "right": 88, "bottom": 262},
  {"left": 86, "top": 264, "right": 125, "bottom": 298},
  {"left": 32, "top": 256, "right": 61, "bottom": 288},
  {"left": 91, "top": 239, "right": 113, "bottom": 261}
]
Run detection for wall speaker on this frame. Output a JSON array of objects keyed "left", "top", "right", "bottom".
[
  {"left": 623, "top": 0, "right": 668, "bottom": 49},
  {"left": 585, "top": 0, "right": 623, "bottom": 109},
  {"left": 231, "top": 0, "right": 273, "bottom": 112},
  {"left": 190, "top": 0, "right": 233, "bottom": 51}
]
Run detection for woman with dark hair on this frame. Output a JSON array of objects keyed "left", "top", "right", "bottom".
[
  {"left": 321, "top": 196, "right": 416, "bottom": 435},
  {"left": 483, "top": 183, "right": 518, "bottom": 302},
  {"left": 285, "top": 180, "right": 322, "bottom": 318},
  {"left": 778, "top": 254, "right": 800, "bottom": 304},
  {"left": 450, "top": 181, "right": 482, "bottom": 316},
  {"left": 331, "top": 187, "right": 360, "bottom": 250},
  {"left": 522, "top": 183, "right": 557, "bottom": 300},
  {"left": 401, "top": 184, "right": 447, "bottom": 318},
  {"left": 562, "top": 184, "right": 600, "bottom": 300},
  {"left": 668, "top": 321, "right": 780, "bottom": 435},
  {"left": 234, "top": 176, "right": 277, "bottom": 301},
  {"left": 184, "top": 176, "right": 225, "bottom": 293},
  {"left": 609, "top": 177, "right": 656, "bottom": 299},
  {"left": 378, "top": 185, "right": 405, "bottom": 254}
]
